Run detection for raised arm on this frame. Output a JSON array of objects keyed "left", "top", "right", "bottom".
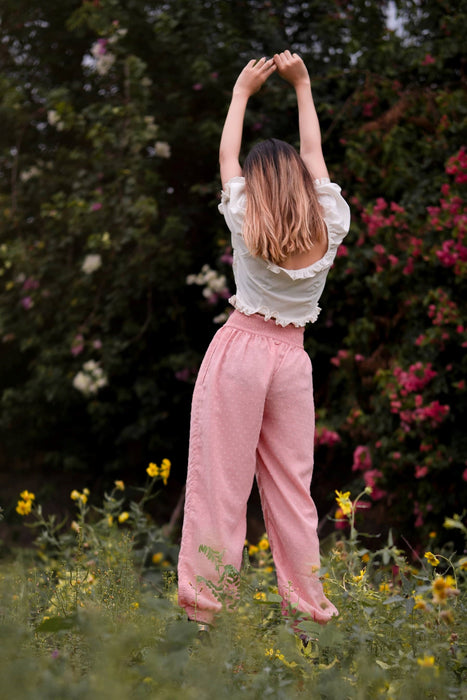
[
  {"left": 274, "top": 51, "right": 329, "bottom": 180},
  {"left": 219, "top": 57, "right": 276, "bottom": 188}
]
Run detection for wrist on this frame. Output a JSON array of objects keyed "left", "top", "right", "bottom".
[
  {"left": 232, "top": 87, "right": 251, "bottom": 100},
  {"left": 293, "top": 79, "right": 311, "bottom": 90}
]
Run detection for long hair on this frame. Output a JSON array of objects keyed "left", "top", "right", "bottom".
[{"left": 242, "top": 138, "right": 327, "bottom": 266}]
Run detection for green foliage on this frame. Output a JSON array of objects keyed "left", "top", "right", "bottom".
[{"left": 1, "top": 475, "right": 466, "bottom": 698}]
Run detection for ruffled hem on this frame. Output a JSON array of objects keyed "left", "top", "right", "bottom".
[
  {"left": 266, "top": 250, "right": 336, "bottom": 279},
  {"left": 229, "top": 295, "right": 321, "bottom": 327}
]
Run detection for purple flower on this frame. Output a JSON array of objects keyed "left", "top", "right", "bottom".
[
  {"left": 71, "top": 334, "right": 85, "bottom": 357},
  {"left": 21, "top": 297, "right": 33, "bottom": 310},
  {"left": 22, "top": 277, "right": 39, "bottom": 291}
]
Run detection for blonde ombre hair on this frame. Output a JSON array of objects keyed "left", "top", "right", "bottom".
[{"left": 243, "top": 138, "right": 327, "bottom": 265}]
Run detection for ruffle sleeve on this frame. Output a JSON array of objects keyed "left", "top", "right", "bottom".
[
  {"left": 218, "top": 176, "right": 246, "bottom": 235},
  {"left": 315, "top": 179, "right": 351, "bottom": 245}
]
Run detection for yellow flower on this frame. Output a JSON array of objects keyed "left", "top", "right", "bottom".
[
  {"left": 335, "top": 490, "right": 352, "bottom": 516},
  {"left": 248, "top": 545, "right": 259, "bottom": 556},
  {"left": 114, "top": 480, "right": 125, "bottom": 491},
  {"left": 413, "top": 594, "right": 428, "bottom": 611},
  {"left": 264, "top": 566, "right": 274, "bottom": 573},
  {"left": 265, "top": 648, "right": 274, "bottom": 657},
  {"left": 130, "top": 602, "right": 139, "bottom": 609},
  {"left": 107, "top": 515, "right": 114, "bottom": 526},
  {"left": 16, "top": 499, "right": 32, "bottom": 516},
  {"left": 352, "top": 568, "right": 366, "bottom": 583},
  {"left": 254, "top": 591, "right": 266, "bottom": 601},
  {"left": 417, "top": 654, "right": 435, "bottom": 668},
  {"left": 361, "top": 552, "right": 370, "bottom": 563},
  {"left": 152, "top": 552, "right": 164, "bottom": 565},
  {"left": 429, "top": 531, "right": 436, "bottom": 539},
  {"left": 118, "top": 511, "right": 129, "bottom": 523},
  {"left": 458, "top": 557, "right": 467, "bottom": 571},
  {"left": 258, "top": 538, "right": 269, "bottom": 551},
  {"left": 70, "top": 490, "right": 87, "bottom": 504},
  {"left": 379, "top": 582, "right": 391, "bottom": 593},
  {"left": 160, "top": 458, "right": 171, "bottom": 485},
  {"left": 432, "top": 575, "right": 458, "bottom": 604},
  {"left": 147, "top": 458, "right": 171, "bottom": 484},
  {"left": 424, "top": 551, "right": 440, "bottom": 566},
  {"left": 20, "top": 490, "right": 35, "bottom": 502},
  {"left": 147, "top": 462, "right": 158, "bottom": 478}
]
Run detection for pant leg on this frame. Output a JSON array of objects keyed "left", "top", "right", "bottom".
[
  {"left": 177, "top": 323, "right": 277, "bottom": 624},
  {"left": 255, "top": 345, "right": 338, "bottom": 623}
]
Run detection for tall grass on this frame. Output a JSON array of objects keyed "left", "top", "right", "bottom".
[{"left": 1, "top": 468, "right": 465, "bottom": 699}]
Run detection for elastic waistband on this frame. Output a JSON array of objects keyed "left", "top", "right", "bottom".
[{"left": 224, "top": 310, "right": 304, "bottom": 347}]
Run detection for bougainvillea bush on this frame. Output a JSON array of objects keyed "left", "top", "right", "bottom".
[{"left": 0, "top": 0, "right": 466, "bottom": 546}]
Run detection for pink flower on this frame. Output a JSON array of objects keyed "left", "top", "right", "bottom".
[
  {"left": 91, "top": 202, "right": 102, "bottom": 212},
  {"left": 192, "top": 83, "right": 203, "bottom": 91},
  {"left": 22, "top": 277, "right": 39, "bottom": 291},
  {"left": 336, "top": 245, "right": 349, "bottom": 257},
  {"left": 415, "top": 465, "right": 428, "bottom": 478},
  {"left": 71, "top": 334, "right": 85, "bottom": 357},
  {"left": 21, "top": 297, "right": 33, "bottom": 310},
  {"left": 315, "top": 427, "right": 341, "bottom": 447},
  {"left": 414, "top": 502, "right": 424, "bottom": 528},
  {"left": 403, "top": 257, "right": 414, "bottom": 276},
  {"left": 422, "top": 53, "right": 435, "bottom": 66},
  {"left": 364, "top": 469, "right": 386, "bottom": 500},
  {"left": 95, "top": 38, "right": 108, "bottom": 56},
  {"left": 221, "top": 251, "right": 233, "bottom": 265},
  {"left": 352, "top": 445, "right": 372, "bottom": 472},
  {"left": 175, "top": 368, "right": 190, "bottom": 382},
  {"left": 463, "top": 468, "right": 467, "bottom": 482},
  {"left": 330, "top": 349, "right": 349, "bottom": 367}
]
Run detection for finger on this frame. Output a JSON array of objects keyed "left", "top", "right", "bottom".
[
  {"left": 273, "top": 53, "right": 285, "bottom": 66},
  {"left": 258, "top": 57, "right": 274, "bottom": 73}
]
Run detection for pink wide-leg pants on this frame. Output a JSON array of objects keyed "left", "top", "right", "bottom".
[{"left": 177, "top": 310, "right": 338, "bottom": 625}]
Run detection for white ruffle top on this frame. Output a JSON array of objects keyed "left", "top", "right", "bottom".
[{"left": 218, "top": 176, "right": 351, "bottom": 327}]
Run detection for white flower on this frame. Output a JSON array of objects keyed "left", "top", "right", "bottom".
[
  {"left": 20, "top": 166, "right": 41, "bottom": 183},
  {"left": 73, "top": 360, "right": 108, "bottom": 396},
  {"left": 82, "top": 254, "right": 102, "bottom": 275},
  {"left": 96, "top": 52, "right": 115, "bottom": 76},
  {"left": 47, "top": 110, "right": 64, "bottom": 131},
  {"left": 154, "top": 141, "right": 171, "bottom": 159},
  {"left": 73, "top": 371, "right": 92, "bottom": 396},
  {"left": 90, "top": 41, "right": 116, "bottom": 76},
  {"left": 213, "top": 311, "right": 229, "bottom": 324}
]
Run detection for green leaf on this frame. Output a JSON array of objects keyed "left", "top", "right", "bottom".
[{"left": 36, "top": 615, "right": 77, "bottom": 633}]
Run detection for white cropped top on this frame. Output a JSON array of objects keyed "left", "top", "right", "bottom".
[{"left": 218, "top": 176, "right": 351, "bottom": 327}]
